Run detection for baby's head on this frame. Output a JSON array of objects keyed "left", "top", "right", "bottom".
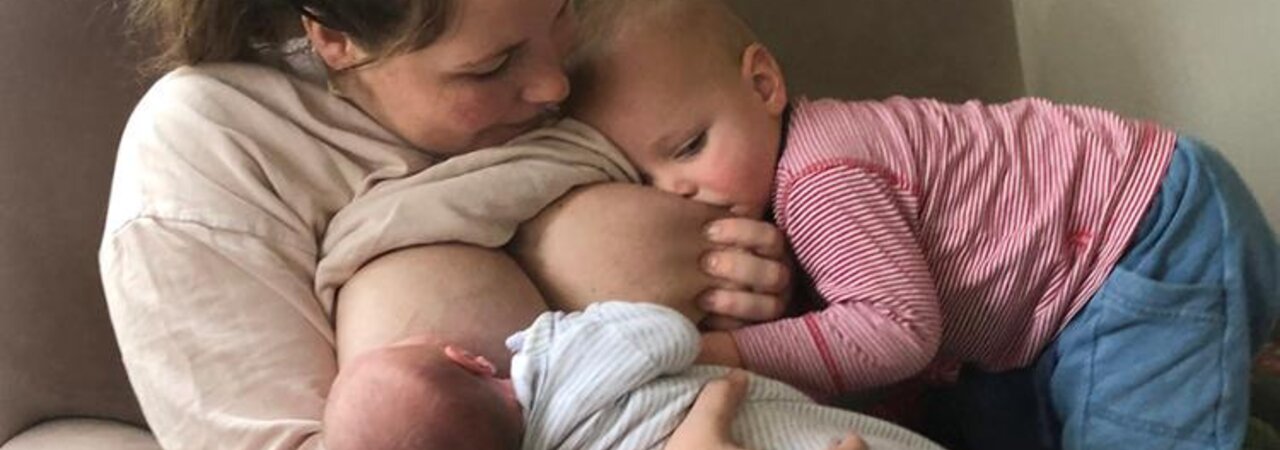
[
  {"left": 324, "top": 334, "right": 523, "bottom": 450},
  {"left": 570, "top": 0, "right": 789, "bottom": 219}
]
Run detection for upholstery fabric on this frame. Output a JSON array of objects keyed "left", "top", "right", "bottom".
[
  {"left": 0, "top": 0, "right": 150, "bottom": 445},
  {"left": 0, "top": 419, "right": 159, "bottom": 450}
]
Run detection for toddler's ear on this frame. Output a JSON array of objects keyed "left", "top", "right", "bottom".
[
  {"left": 740, "top": 43, "right": 788, "bottom": 115},
  {"left": 444, "top": 345, "right": 498, "bottom": 376}
]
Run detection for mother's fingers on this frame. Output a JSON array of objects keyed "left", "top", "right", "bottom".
[
  {"left": 664, "top": 370, "right": 751, "bottom": 450},
  {"left": 830, "top": 434, "right": 868, "bottom": 450},
  {"left": 686, "top": 369, "right": 749, "bottom": 430},
  {"left": 706, "top": 217, "right": 788, "bottom": 258}
]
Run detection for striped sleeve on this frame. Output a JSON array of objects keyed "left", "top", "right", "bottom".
[{"left": 733, "top": 164, "right": 942, "bottom": 396}]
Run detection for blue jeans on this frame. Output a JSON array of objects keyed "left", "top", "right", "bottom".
[{"left": 928, "top": 138, "right": 1280, "bottom": 450}]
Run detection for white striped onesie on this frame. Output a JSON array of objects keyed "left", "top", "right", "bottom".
[{"left": 508, "top": 301, "right": 945, "bottom": 450}]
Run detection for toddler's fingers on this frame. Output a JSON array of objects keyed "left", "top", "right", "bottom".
[
  {"left": 829, "top": 434, "right": 867, "bottom": 450},
  {"left": 706, "top": 217, "right": 787, "bottom": 258},
  {"left": 700, "top": 314, "right": 748, "bottom": 331},
  {"left": 703, "top": 249, "right": 790, "bottom": 294},
  {"left": 699, "top": 289, "right": 784, "bottom": 322}
]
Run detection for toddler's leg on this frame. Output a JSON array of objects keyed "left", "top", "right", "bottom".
[{"left": 1045, "top": 137, "right": 1280, "bottom": 450}]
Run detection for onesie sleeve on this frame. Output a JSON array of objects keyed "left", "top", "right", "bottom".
[{"left": 511, "top": 302, "right": 699, "bottom": 439}]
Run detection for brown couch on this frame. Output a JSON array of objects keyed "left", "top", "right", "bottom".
[
  {"left": 0, "top": 0, "right": 158, "bottom": 448},
  {"left": 0, "top": 0, "right": 1021, "bottom": 448}
]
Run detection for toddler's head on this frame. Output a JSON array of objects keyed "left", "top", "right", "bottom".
[
  {"left": 570, "top": 0, "right": 789, "bottom": 219},
  {"left": 324, "top": 334, "right": 523, "bottom": 450}
]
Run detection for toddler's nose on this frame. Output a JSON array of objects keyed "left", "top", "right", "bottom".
[{"left": 656, "top": 177, "right": 698, "bottom": 198}]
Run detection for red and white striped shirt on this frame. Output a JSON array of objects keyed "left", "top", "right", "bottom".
[{"left": 732, "top": 97, "right": 1177, "bottom": 397}]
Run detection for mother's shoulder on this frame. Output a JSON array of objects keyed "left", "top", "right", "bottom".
[{"left": 141, "top": 62, "right": 314, "bottom": 110}]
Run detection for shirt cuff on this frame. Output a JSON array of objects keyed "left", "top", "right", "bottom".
[{"left": 731, "top": 317, "right": 842, "bottom": 398}]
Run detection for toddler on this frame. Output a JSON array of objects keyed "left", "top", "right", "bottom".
[
  {"left": 566, "top": 0, "right": 1280, "bottom": 448},
  {"left": 323, "top": 301, "right": 944, "bottom": 450}
]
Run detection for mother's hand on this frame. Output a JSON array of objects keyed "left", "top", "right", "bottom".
[
  {"left": 665, "top": 370, "right": 753, "bottom": 450},
  {"left": 667, "top": 370, "right": 869, "bottom": 450},
  {"left": 699, "top": 217, "right": 793, "bottom": 330}
]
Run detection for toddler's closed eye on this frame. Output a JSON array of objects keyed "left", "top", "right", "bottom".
[{"left": 673, "top": 131, "right": 707, "bottom": 160}]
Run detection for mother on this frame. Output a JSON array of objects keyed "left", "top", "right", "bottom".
[{"left": 101, "top": 0, "right": 790, "bottom": 448}]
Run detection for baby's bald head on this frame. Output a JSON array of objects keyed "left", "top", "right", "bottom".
[{"left": 324, "top": 336, "right": 522, "bottom": 450}]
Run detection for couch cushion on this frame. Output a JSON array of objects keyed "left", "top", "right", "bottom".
[{"left": 1, "top": 419, "right": 159, "bottom": 450}]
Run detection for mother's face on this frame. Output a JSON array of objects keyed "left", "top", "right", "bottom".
[{"left": 325, "top": 0, "right": 576, "bottom": 156}]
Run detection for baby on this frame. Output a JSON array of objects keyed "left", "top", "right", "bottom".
[
  {"left": 323, "top": 301, "right": 944, "bottom": 450},
  {"left": 563, "top": 0, "right": 1280, "bottom": 449},
  {"left": 324, "top": 334, "right": 523, "bottom": 450},
  {"left": 324, "top": 188, "right": 939, "bottom": 450}
]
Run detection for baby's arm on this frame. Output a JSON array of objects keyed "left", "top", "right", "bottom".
[
  {"left": 514, "top": 302, "right": 702, "bottom": 439},
  {"left": 509, "top": 183, "right": 726, "bottom": 322}
]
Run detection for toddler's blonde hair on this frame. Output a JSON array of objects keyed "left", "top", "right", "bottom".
[{"left": 571, "top": 0, "right": 759, "bottom": 71}]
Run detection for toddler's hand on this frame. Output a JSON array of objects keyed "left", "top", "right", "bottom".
[
  {"left": 700, "top": 217, "right": 792, "bottom": 329},
  {"left": 696, "top": 331, "right": 744, "bottom": 368}
]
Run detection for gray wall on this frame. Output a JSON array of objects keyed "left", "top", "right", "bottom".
[
  {"left": 733, "top": 0, "right": 1277, "bottom": 228},
  {"left": 731, "top": 0, "right": 1025, "bottom": 102},
  {"left": 1014, "top": 0, "right": 1280, "bottom": 227}
]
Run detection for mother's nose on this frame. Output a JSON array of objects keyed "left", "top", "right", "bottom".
[{"left": 520, "top": 58, "right": 570, "bottom": 107}]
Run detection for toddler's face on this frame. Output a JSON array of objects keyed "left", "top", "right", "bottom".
[{"left": 573, "top": 30, "right": 787, "bottom": 219}]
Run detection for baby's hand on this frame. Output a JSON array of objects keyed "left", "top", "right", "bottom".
[{"left": 699, "top": 217, "right": 792, "bottom": 330}]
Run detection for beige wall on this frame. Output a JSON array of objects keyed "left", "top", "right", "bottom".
[{"left": 1013, "top": 0, "right": 1280, "bottom": 227}]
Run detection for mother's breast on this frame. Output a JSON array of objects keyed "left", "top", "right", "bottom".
[{"left": 510, "top": 183, "right": 727, "bottom": 323}]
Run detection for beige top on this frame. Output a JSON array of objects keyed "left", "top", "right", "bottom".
[{"left": 99, "top": 62, "right": 636, "bottom": 449}]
